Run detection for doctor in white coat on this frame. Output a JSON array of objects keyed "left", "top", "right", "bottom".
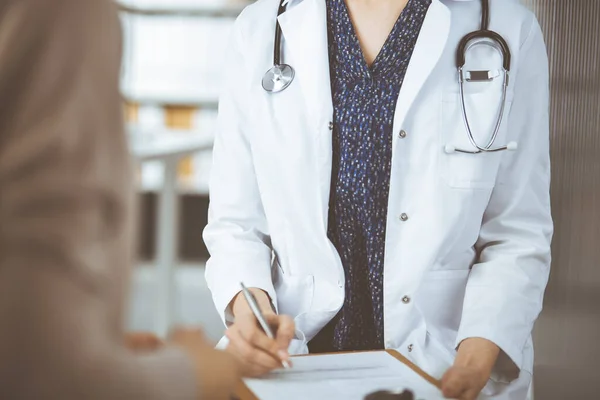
[{"left": 204, "top": 0, "right": 552, "bottom": 398}]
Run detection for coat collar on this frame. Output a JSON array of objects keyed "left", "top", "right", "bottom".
[
  {"left": 277, "top": 0, "right": 333, "bottom": 227},
  {"left": 276, "top": 0, "right": 453, "bottom": 129},
  {"left": 277, "top": 0, "right": 332, "bottom": 132},
  {"left": 283, "top": 0, "right": 477, "bottom": 6},
  {"left": 391, "top": 0, "right": 451, "bottom": 133}
]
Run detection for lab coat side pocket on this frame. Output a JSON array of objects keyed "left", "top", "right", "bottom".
[
  {"left": 416, "top": 269, "right": 471, "bottom": 368},
  {"left": 272, "top": 259, "right": 315, "bottom": 319}
]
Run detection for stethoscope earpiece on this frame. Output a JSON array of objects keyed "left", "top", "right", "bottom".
[
  {"left": 506, "top": 141, "right": 518, "bottom": 151},
  {"left": 445, "top": 144, "right": 457, "bottom": 154}
]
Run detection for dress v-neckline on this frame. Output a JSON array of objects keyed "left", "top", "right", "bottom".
[{"left": 340, "top": 0, "right": 410, "bottom": 73}]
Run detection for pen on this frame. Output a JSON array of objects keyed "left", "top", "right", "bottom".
[{"left": 239, "top": 282, "right": 291, "bottom": 369}]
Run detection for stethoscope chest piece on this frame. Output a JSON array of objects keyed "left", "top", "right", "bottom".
[{"left": 262, "top": 64, "right": 295, "bottom": 93}]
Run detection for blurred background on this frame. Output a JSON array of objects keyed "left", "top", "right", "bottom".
[
  {"left": 120, "top": 0, "right": 247, "bottom": 343},
  {"left": 523, "top": 1, "right": 600, "bottom": 398},
  {"left": 120, "top": 0, "right": 599, "bottom": 398}
]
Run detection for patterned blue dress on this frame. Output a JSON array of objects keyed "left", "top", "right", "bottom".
[{"left": 309, "top": 0, "right": 431, "bottom": 353}]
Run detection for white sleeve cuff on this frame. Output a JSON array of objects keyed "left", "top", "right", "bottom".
[{"left": 206, "top": 260, "right": 277, "bottom": 326}]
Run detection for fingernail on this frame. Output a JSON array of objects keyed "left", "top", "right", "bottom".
[{"left": 278, "top": 350, "right": 289, "bottom": 360}]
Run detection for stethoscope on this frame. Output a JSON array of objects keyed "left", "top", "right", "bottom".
[
  {"left": 261, "top": 0, "right": 517, "bottom": 154},
  {"left": 261, "top": 0, "right": 295, "bottom": 92}
]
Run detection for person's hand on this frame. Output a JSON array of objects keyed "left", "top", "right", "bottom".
[
  {"left": 170, "top": 328, "right": 241, "bottom": 400},
  {"left": 225, "top": 288, "right": 295, "bottom": 377},
  {"left": 441, "top": 365, "right": 489, "bottom": 400},
  {"left": 441, "top": 337, "right": 499, "bottom": 400},
  {"left": 124, "top": 332, "right": 164, "bottom": 352}
]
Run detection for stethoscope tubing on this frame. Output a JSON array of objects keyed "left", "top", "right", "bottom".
[
  {"left": 456, "top": 67, "right": 510, "bottom": 154},
  {"left": 262, "top": 0, "right": 518, "bottom": 154}
]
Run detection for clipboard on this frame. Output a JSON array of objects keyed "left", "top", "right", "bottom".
[{"left": 234, "top": 350, "right": 442, "bottom": 400}]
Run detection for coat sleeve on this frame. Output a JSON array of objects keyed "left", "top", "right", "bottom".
[
  {"left": 0, "top": 1, "right": 197, "bottom": 398},
  {"left": 454, "top": 15, "right": 553, "bottom": 380},
  {"left": 203, "top": 13, "right": 278, "bottom": 324}
]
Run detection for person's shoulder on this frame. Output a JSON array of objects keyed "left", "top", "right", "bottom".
[
  {"left": 491, "top": 0, "right": 536, "bottom": 21},
  {"left": 447, "top": 0, "right": 540, "bottom": 51},
  {"left": 1, "top": 0, "right": 117, "bottom": 24},
  {"left": 0, "top": 0, "right": 119, "bottom": 46},
  {"left": 489, "top": 0, "right": 536, "bottom": 24},
  {"left": 232, "top": 0, "right": 281, "bottom": 36},
  {"left": 491, "top": 0, "right": 541, "bottom": 48},
  {"left": 227, "top": 0, "right": 281, "bottom": 55},
  {"left": 239, "top": 0, "right": 281, "bottom": 21},
  {"left": 51, "top": 0, "right": 119, "bottom": 32},
  {"left": 442, "top": 0, "right": 535, "bottom": 26}
]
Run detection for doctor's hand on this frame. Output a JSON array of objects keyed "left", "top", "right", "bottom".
[
  {"left": 225, "top": 288, "right": 295, "bottom": 377},
  {"left": 441, "top": 337, "right": 499, "bottom": 400},
  {"left": 441, "top": 365, "right": 489, "bottom": 400}
]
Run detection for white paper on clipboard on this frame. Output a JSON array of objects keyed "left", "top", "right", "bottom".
[{"left": 243, "top": 351, "right": 445, "bottom": 400}]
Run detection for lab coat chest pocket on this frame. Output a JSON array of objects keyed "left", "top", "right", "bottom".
[{"left": 440, "top": 88, "right": 514, "bottom": 189}]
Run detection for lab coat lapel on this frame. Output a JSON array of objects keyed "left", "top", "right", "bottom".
[
  {"left": 278, "top": 0, "right": 333, "bottom": 229},
  {"left": 392, "top": 0, "right": 451, "bottom": 132}
]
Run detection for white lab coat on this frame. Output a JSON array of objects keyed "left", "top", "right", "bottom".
[{"left": 204, "top": 0, "right": 552, "bottom": 398}]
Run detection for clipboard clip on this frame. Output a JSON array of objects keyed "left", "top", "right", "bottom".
[{"left": 364, "top": 389, "right": 415, "bottom": 400}]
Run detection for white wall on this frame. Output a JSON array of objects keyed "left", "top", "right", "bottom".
[
  {"left": 120, "top": 0, "right": 243, "bottom": 192},
  {"left": 121, "top": 1, "right": 241, "bottom": 339},
  {"left": 120, "top": 0, "right": 237, "bottom": 102}
]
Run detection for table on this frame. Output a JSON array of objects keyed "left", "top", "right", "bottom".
[
  {"left": 234, "top": 350, "right": 442, "bottom": 400},
  {"left": 130, "top": 128, "right": 214, "bottom": 337}
]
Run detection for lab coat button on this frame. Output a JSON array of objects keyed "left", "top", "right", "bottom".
[
  {"left": 399, "top": 213, "right": 409, "bottom": 221},
  {"left": 402, "top": 295, "right": 411, "bottom": 304},
  {"left": 337, "top": 280, "right": 343, "bottom": 288},
  {"left": 408, "top": 344, "right": 414, "bottom": 352},
  {"left": 399, "top": 130, "right": 407, "bottom": 138},
  {"left": 328, "top": 121, "right": 334, "bottom": 130}
]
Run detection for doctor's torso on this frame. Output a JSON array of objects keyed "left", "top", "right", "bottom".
[
  {"left": 207, "top": 0, "right": 548, "bottom": 389},
  {"left": 231, "top": 0, "right": 524, "bottom": 280}
]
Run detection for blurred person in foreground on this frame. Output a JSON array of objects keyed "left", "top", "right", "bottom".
[{"left": 0, "top": 0, "right": 240, "bottom": 398}]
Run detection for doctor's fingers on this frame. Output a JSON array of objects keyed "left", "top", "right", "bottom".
[
  {"left": 441, "top": 375, "right": 478, "bottom": 400},
  {"left": 225, "top": 328, "right": 282, "bottom": 373},
  {"left": 234, "top": 313, "right": 284, "bottom": 356},
  {"left": 448, "top": 391, "right": 477, "bottom": 400},
  {"left": 224, "top": 338, "right": 272, "bottom": 377},
  {"left": 267, "top": 314, "right": 294, "bottom": 354}
]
